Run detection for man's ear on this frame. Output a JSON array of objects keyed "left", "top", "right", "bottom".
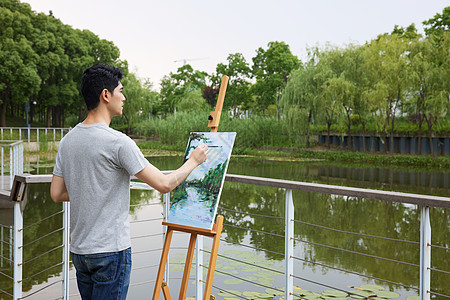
[{"left": 100, "top": 89, "right": 110, "bottom": 103}]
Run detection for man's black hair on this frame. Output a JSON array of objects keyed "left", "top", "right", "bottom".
[{"left": 81, "top": 64, "right": 124, "bottom": 110}]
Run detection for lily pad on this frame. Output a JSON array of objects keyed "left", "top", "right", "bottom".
[
  {"left": 217, "top": 290, "right": 242, "bottom": 297},
  {"left": 224, "top": 278, "right": 243, "bottom": 285},
  {"left": 253, "top": 272, "right": 273, "bottom": 278},
  {"left": 265, "top": 288, "right": 284, "bottom": 296},
  {"left": 243, "top": 291, "right": 261, "bottom": 299},
  {"left": 406, "top": 296, "right": 419, "bottom": 300},
  {"left": 360, "top": 284, "right": 385, "bottom": 291},
  {"left": 256, "top": 293, "right": 275, "bottom": 299},
  {"left": 376, "top": 291, "right": 400, "bottom": 298},
  {"left": 322, "top": 290, "right": 348, "bottom": 297},
  {"left": 348, "top": 289, "right": 376, "bottom": 299}
]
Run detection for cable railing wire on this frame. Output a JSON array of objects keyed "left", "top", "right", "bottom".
[
  {"left": 132, "top": 248, "right": 163, "bottom": 255},
  {"left": 291, "top": 255, "right": 418, "bottom": 291},
  {"left": 0, "top": 254, "right": 13, "bottom": 263},
  {"left": 18, "top": 279, "right": 62, "bottom": 299},
  {"left": 0, "top": 270, "right": 13, "bottom": 280},
  {"left": 292, "top": 237, "right": 419, "bottom": 268},
  {"left": 0, "top": 288, "right": 13, "bottom": 297},
  {"left": 429, "top": 267, "right": 450, "bottom": 275},
  {"left": 130, "top": 217, "right": 163, "bottom": 224},
  {"left": 290, "top": 274, "right": 371, "bottom": 300},
  {"left": 19, "top": 262, "right": 63, "bottom": 282},
  {"left": 429, "top": 290, "right": 450, "bottom": 299},
  {"left": 21, "top": 244, "right": 64, "bottom": 266},
  {"left": 224, "top": 223, "right": 285, "bottom": 239},
  {"left": 130, "top": 279, "right": 156, "bottom": 287},
  {"left": 130, "top": 202, "right": 161, "bottom": 207},
  {"left": 201, "top": 264, "right": 286, "bottom": 296},
  {"left": 0, "top": 239, "right": 12, "bottom": 246},
  {"left": 131, "top": 233, "right": 163, "bottom": 240},
  {"left": 20, "top": 228, "right": 64, "bottom": 248},
  {"left": 0, "top": 224, "right": 12, "bottom": 229},
  {"left": 201, "top": 249, "right": 283, "bottom": 275},
  {"left": 218, "top": 207, "right": 284, "bottom": 220},
  {"left": 132, "top": 264, "right": 159, "bottom": 271},
  {"left": 206, "top": 281, "right": 246, "bottom": 300},
  {"left": 292, "top": 219, "right": 419, "bottom": 245},
  {"left": 430, "top": 243, "right": 450, "bottom": 251},
  {"left": 220, "top": 238, "right": 284, "bottom": 257},
  {"left": 20, "top": 210, "right": 64, "bottom": 231}
]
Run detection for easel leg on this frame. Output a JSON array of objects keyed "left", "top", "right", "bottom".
[
  {"left": 153, "top": 228, "right": 174, "bottom": 300},
  {"left": 162, "top": 282, "right": 172, "bottom": 300},
  {"left": 179, "top": 233, "right": 198, "bottom": 300},
  {"left": 203, "top": 216, "right": 224, "bottom": 300}
]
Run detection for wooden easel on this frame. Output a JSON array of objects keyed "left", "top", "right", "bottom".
[{"left": 152, "top": 75, "right": 229, "bottom": 300}]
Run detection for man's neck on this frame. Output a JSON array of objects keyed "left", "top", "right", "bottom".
[{"left": 82, "top": 110, "right": 111, "bottom": 126}]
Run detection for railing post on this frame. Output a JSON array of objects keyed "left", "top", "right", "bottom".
[
  {"left": 163, "top": 192, "right": 170, "bottom": 283},
  {"left": 9, "top": 146, "right": 13, "bottom": 190},
  {"left": 27, "top": 127, "right": 30, "bottom": 144},
  {"left": 195, "top": 236, "right": 203, "bottom": 300},
  {"left": 13, "top": 201, "right": 23, "bottom": 300},
  {"left": 419, "top": 206, "right": 431, "bottom": 300},
  {"left": 53, "top": 129, "right": 56, "bottom": 142},
  {"left": 62, "top": 202, "right": 70, "bottom": 300},
  {"left": 36, "top": 128, "right": 39, "bottom": 143},
  {"left": 285, "top": 189, "right": 293, "bottom": 300}
]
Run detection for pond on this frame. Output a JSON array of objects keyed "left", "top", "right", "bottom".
[{"left": 0, "top": 154, "right": 449, "bottom": 299}]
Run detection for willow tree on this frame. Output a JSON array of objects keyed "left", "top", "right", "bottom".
[
  {"left": 363, "top": 34, "right": 410, "bottom": 154},
  {"left": 279, "top": 55, "right": 319, "bottom": 148},
  {"left": 409, "top": 33, "right": 450, "bottom": 156}
]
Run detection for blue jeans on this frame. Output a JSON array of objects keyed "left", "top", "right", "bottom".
[{"left": 71, "top": 248, "right": 132, "bottom": 300}]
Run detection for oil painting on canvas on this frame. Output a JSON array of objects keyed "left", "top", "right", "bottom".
[{"left": 167, "top": 132, "right": 236, "bottom": 229}]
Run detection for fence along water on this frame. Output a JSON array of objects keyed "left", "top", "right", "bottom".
[{"left": 1, "top": 174, "right": 449, "bottom": 300}]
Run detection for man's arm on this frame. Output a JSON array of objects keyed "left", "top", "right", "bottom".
[
  {"left": 135, "top": 144, "right": 209, "bottom": 194},
  {"left": 50, "top": 175, "right": 70, "bottom": 202}
]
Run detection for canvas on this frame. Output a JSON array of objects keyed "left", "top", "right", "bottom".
[{"left": 167, "top": 132, "right": 236, "bottom": 229}]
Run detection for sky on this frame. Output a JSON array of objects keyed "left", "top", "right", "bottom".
[{"left": 23, "top": 0, "right": 448, "bottom": 90}]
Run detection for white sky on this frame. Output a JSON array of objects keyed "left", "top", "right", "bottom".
[{"left": 23, "top": 0, "right": 448, "bottom": 90}]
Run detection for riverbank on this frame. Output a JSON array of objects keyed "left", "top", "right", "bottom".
[{"left": 136, "top": 140, "right": 450, "bottom": 170}]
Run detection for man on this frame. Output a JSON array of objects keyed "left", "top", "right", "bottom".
[{"left": 50, "top": 64, "right": 208, "bottom": 300}]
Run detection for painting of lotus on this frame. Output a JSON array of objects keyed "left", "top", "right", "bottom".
[{"left": 167, "top": 132, "right": 236, "bottom": 229}]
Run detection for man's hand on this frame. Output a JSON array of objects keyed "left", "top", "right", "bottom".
[
  {"left": 135, "top": 144, "right": 209, "bottom": 194},
  {"left": 189, "top": 144, "right": 209, "bottom": 166}
]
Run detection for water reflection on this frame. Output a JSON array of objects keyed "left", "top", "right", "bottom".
[{"left": 0, "top": 156, "right": 449, "bottom": 299}]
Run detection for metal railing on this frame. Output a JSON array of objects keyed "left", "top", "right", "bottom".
[
  {"left": 1, "top": 173, "right": 449, "bottom": 300},
  {"left": 0, "top": 141, "right": 23, "bottom": 190},
  {"left": 0, "top": 127, "right": 70, "bottom": 143}
]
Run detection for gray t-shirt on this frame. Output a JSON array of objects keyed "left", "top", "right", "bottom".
[{"left": 53, "top": 123, "right": 149, "bottom": 254}]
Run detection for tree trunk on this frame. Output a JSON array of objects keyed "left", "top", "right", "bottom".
[
  {"left": 417, "top": 123, "right": 422, "bottom": 155},
  {"left": 0, "top": 88, "right": 10, "bottom": 127},
  {"left": 327, "top": 122, "right": 331, "bottom": 149},
  {"left": 46, "top": 107, "right": 52, "bottom": 128},
  {"left": 347, "top": 114, "right": 352, "bottom": 151},
  {"left": 390, "top": 118, "right": 395, "bottom": 155},
  {"left": 362, "top": 122, "right": 366, "bottom": 152}
]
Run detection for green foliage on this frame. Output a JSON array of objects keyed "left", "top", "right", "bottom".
[{"left": 0, "top": 0, "right": 126, "bottom": 127}]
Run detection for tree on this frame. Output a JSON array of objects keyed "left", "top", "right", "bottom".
[
  {"left": 252, "top": 41, "right": 300, "bottom": 113},
  {"left": 213, "top": 53, "right": 252, "bottom": 115},
  {"left": 0, "top": 1, "right": 41, "bottom": 126},
  {"left": 422, "top": 6, "right": 450, "bottom": 37},
  {"left": 362, "top": 34, "right": 410, "bottom": 154},
  {"left": 120, "top": 73, "right": 158, "bottom": 133},
  {"left": 408, "top": 33, "right": 450, "bottom": 156},
  {"left": 159, "top": 64, "right": 208, "bottom": 114},
  {"left": 279, "top": 54, "right": 319, "bottom": 148}
]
